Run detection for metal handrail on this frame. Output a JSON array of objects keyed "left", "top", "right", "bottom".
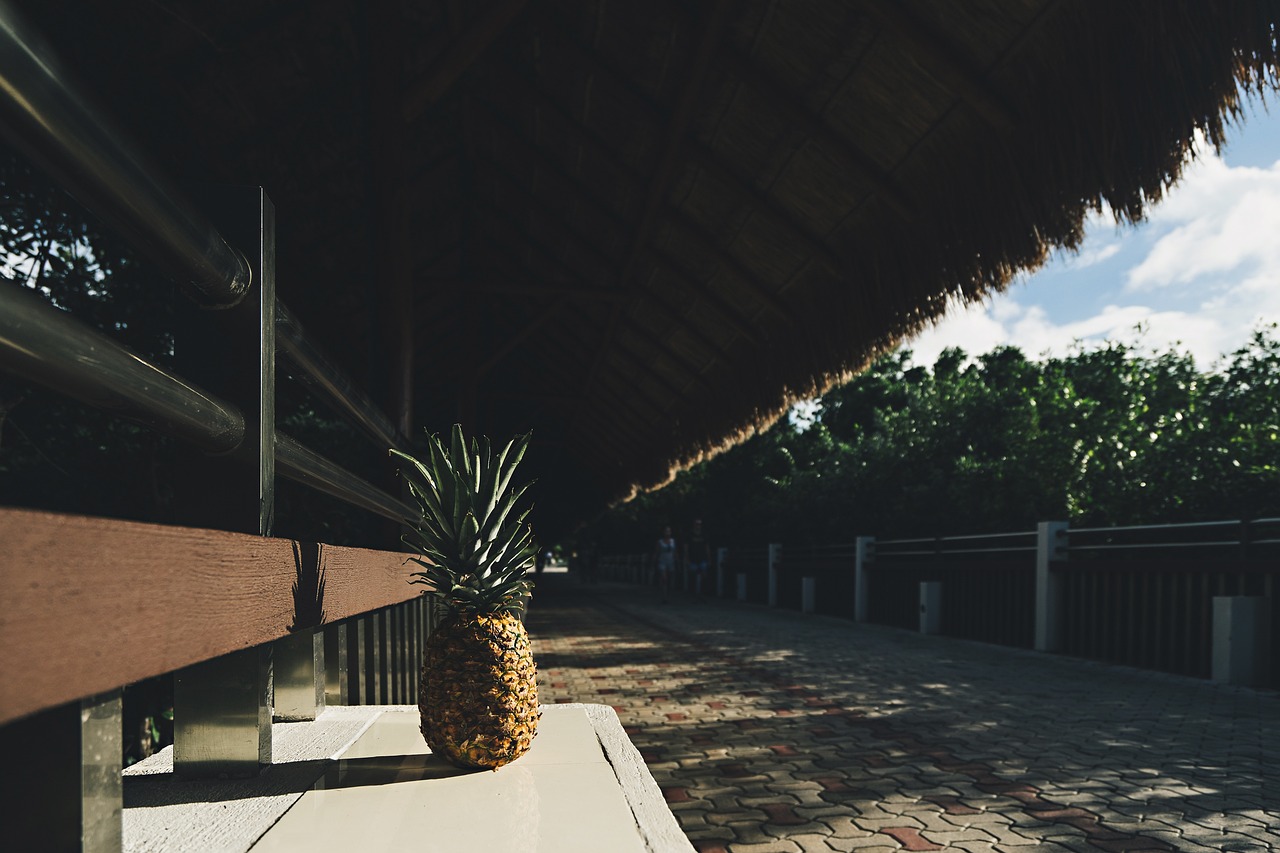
[
  {"left": 1067, "top": 541, "right": 1241, "bottom": 552},
  {"left": 275, "top": 432, "right": 419, "bottom": 525},
  {"left": 276, "top": 301, "right": 407, "bottom": 452},
  {"left": 0, "top": 281, "right": 245, "bottom": 453},
  {"left": 934, "top": 530, "right": 1036, "bottom": 542},
  {"left": 0, "top": 281, "right": 418, "bottom": 525},
  {"left": 1069, "top": 519, "right": 1242, "bottom": 535},
  {"left": 0, "top": 1, "right": 250, "bottom": 309}
]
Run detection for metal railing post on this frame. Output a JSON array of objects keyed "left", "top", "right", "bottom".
[
  {"left": 855, "top": 536, "right": 875, "bottom": 622},
  {"left": 172, "top": 186, "right": 276, "bottom": 778},
  {"left": 274, "top": 630, "right": 325, "bottom": 722},
  {"left": 767, "top": 543, "right": 781, "bottom": 606},
  {"left": 346, "top": 617, "right": 368, "bottom": 705},
  {"left": 324, "top": 622, "right": 348, "bottom": 706},
  {"left": 0, "top": 690, "right": 122, "bottom": 852},
  {"left": 1035, "top": 521, "right": 1069, "bottom": 652}
]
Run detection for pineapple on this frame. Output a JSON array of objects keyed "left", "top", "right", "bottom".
[{"left": 391, "top": 425, "right": 539, "bottom": 770}]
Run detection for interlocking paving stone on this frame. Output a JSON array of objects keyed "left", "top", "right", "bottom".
[{"left": 527, "top": 575, "right": 1279, "bottom": 852}]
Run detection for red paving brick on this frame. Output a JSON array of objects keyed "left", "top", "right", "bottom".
[{"left": 526, "top": 574, "right": 1279, "bottom": 852}]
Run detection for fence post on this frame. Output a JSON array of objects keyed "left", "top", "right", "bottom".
[
  {"left": 855, "top": 536, "right": 874, "bottom": 622},
  {"left": 324, "top": 622, "right": 348, "bottom": 706},
  {"left": 801, "top": 577, "right": 817, "bottom": 614},
  {"left": 1, "top": 690, "right": 122, "bottom": 852},
  {"left": 768, "top": 543, "right": 781, "bottom": 606},
  {"left": 919, "top": 582, "right": 943, "bottom": 634},
  {"left": 1212, "top": 597, "right": 1270, "bottom": 686},
  {"left": 716, "top": 547, "right": 727, "bottom": 598},
  {"left": 1035, "top": 521, "right": 1069, "bottom": 652},
  {"left": 171, "top": 186, "right": 276, "bottom": 778}
]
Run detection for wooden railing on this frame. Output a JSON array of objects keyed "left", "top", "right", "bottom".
[{"left": 0, "top": 6, "right": 431, "bottom": 849}]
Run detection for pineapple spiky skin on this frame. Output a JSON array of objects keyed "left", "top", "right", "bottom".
[
  {"left": 420, "top": 612, "right": 538, "bottom": 769},
  {"left": 392, "top": 425, "right": 540, "bottom": 771}
]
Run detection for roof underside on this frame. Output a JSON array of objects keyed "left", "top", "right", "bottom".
[{"left": 18, "top": 0, "right": 1280, "bottom": 538}]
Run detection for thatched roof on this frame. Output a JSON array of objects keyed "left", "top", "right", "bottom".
[{"left": 15, "top": 0, "right": 1280, "bottom": 538}]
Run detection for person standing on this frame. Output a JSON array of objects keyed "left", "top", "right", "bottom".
[
  {"left": 684, "top": 518, "right": 710, "bottom": 601},
  {"left": 654, "top": 526, "right": 677, "bottom": 603}
]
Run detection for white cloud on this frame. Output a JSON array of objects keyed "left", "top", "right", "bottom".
[
  {"left": 901, "top": 138, "right": 1280, "bottom": 370},
  {"left": 1061, "top": 241, "right": 1121, "bottom": 271}
]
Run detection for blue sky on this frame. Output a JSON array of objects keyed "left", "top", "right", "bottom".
[{"left": 901, "top": 94, "right": 1280, "bottom": 370}]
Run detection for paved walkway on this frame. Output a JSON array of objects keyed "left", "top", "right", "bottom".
[{"left": 526, "top": 573, "right": 1278, "bottom": 853}]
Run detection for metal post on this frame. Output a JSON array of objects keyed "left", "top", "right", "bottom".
[
  {"left": 324, "top": 622, "right": 348, "bottom": 706},
  {"left": 346, "top": 617, "right": 367, "bottom": 705},
  {"left": 173, "top": 646, "right": 272, "bottom": 777},
  {"left": 0, "top": 690, "right": 122, "bottom": 852},
  {"left": 1034, "top": 522, "right": 1069, "bottom": 652},
  {"left": 716, "top": 546, "right": 727, "bottom": 598},
  {"left": 855, "top": 536, "right": 875, "bottom": 622},
  {"left": 1212, "top": 597, "right": 1270, "bottom": 686},
  {"left": 171, "top": 186, "right": 276, "bottom": 778},
  {"left": 365, "top": 611, "right": 385, "bottom": 705},
  {"left": 274, "top": 630, "right": 325, "bottom": 721},
  {"left": 767, "top": 543, "right": 781, "bottom": 607},
  {"left": 919, "top": 582, "right": 943, "bottom": 634}
]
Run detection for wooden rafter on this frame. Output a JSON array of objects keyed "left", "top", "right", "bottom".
[
  {"left": 667, "top": 205, "right": 799, "bottom": 324},
  {"left": 469, "top": 146, "right": 737, "bottom": 365},
  {"left": 581, "top": 0, "right": 736, "bottom": 396},
  {"left": 476, "top": 298, "right": 566, "bottom": 378},
  {"left": 470, "top": 80, "right": 771, "bottom": 353},
  {"left": 863, "top": 0, "right": 1019, "bottom": 131},
  {"left": 367, "top": 0, "right": 413, "bottom": 438},
  {"left": 401, "top": 0, "right": 530, "bottom": 121}
]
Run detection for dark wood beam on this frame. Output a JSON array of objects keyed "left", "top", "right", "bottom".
[
  {"left": 685, "top": 136, "right": 847, "bottom": 275},
  {"left": 475, "top": 281, "right": 626, "bottom": 302},
  {"left": 476, "top": 298, "right": 566, "bottom": 378},
  {"left": 715, "top": 45, "right": 915, "bottom": 219},
  {"left": 667, "top": 205, "right": 799, "bottom": 324},
  {"left": 863, "top": 0, "right": 1019, "bottom": 131},
  {"left": 471, "top": 80, "right": 772, "bottom": 344},
  {"left": 582, "top": 0, "right": 735, "bottom": 395},
  {"left": 469, "top": 148, "right": 741, "bottom": 361},
  {"left": 401, "top": 0, "right": 530, "bottom": 121},
  {"left": 367, "top": 0, "right": 414, "bottom": 439},
  {"left": 539, "top": 5, "right": 913, "bottom": 220}
]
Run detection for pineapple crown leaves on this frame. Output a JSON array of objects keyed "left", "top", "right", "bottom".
[{"left": 391, "top": 425, "right": 536, "bottom": 615}]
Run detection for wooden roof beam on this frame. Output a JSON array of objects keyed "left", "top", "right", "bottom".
[
  {"left": 476, "top": 298, "right": 566, "bottom": 378},
  {"left": 472, "top": 84, "right": 770, "bottom": 351},
  {"left": 402, "top": 0, "right": 530, "bottom": 121},
  {"left": 715, "top": 45, "right": 915, "bottom": 219},
  {"left": 574, "top": 0, "right": 735, "bottom": 395},
  {"left": 470, "top": 146, "right": 743, "bottom": 361},
  {"left": 863, "top": 0, "right": 1019, "bottom": 131},
  {"left": 667, "top": 205, "right": 800, "bottom": 325},
  {"left": 475, "top": 281, "right": 626, "bottom": 302}
]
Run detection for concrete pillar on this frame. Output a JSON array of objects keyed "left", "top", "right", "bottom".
[
  {"left": 1212, "top": 596, "right": 1271, "bottom": 686},
  {"left": 736, "top": 573, "right": 747, "bottom": 602},
  {"left": 854, "top": 536, "right": 874, "bottom": 623},
  {"left": 919, "top": 582, "right": 943, "bottom": 634},
  {"left": 1034, "top": 521, "right": 1069, "bottom": 652}
]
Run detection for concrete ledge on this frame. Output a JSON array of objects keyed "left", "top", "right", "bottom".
[{"left": 124, "top": 703, "right": 691, "bottom": 852}]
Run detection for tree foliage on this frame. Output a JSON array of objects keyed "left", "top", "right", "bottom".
[{"left": 584, "top": 329, "right": 1280, "bottom": 550}]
